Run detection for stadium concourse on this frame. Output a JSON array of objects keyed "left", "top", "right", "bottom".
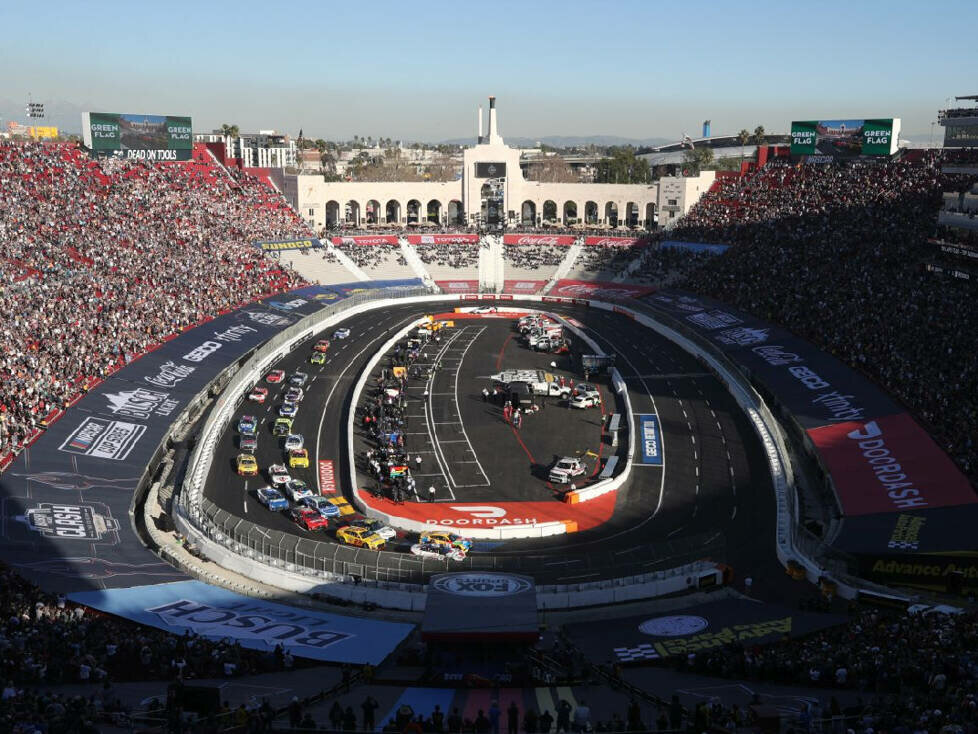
[{"left": 1, "top": 139, "right": 978, "bottom": 733}]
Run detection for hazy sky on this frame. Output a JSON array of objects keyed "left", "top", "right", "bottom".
[{"left": 2, "top": 0, "right": 975, "bottom": 142}]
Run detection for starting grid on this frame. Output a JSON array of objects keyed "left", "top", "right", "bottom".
[{"left": 403, "top": 326, "right": 491, "bottom": 501}]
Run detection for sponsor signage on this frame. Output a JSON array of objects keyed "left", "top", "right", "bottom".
[
  {"left": 807, "top": 414, "right": 978, "bottom": 516},
  {"left": 660, "top": 240, "right": 730, "bottom": 254},
  {"left": 832, "top": 505, "right": 978, "bottom": 556},
  {"left": 789, "top": 118, "right": 899, "bottom": 157},
  {"left": 637, "top": 414, "right": 663, "bottom": 465},
  {"left": 583, "top": 236, "right": 645, "bottom": 247},
  {"left": 254, "top": 238, "right": 322, "bottom": 252},
  {"left": 639, "top": 615, "right": 709, "bottom": 637},
  {"left": 82, "top": 111, "right": 193, "bottom": 161},
  {"left": 501, "top": 280, "right": 546, "bottom": 294},
  {"left": 331, "top": 235, "right": 399, "bottom": 246},
  {"left": 502, "top": 234, "right": 576, "bottom": 246},
  {"left": 406, "top": 234, "right": 480, "bottom": 245},
  {"left": 475, "top": 162, "right": 506, "bottom": 178},
  {"left": 431, "top": 573, "right": 532, "bottom": 597},
  {"left": 22, "top": 502, "right": 119, "bottom": 541},
  {"left": 435, "top": 280, "right": 480, "bottom": 293},
  {"left": 68, "top": 580, "right": 415, "bottom": 664},
  {"left": 318, "top": 460, "right": 337, "bottom": 494},
  {"left": 550, "top": 280, "right": 655, "bottom": 299},
  {"left": 59, "top": 418, "right": 146, "bottom": 461}
]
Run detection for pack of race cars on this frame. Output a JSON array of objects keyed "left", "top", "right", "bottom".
[{"left": 230, "top": 330, "right": 474, "bottom": 560}]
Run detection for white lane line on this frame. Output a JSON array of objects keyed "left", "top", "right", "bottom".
[{"left": 730, "top": 506, "right": 738, "bottom": 520}]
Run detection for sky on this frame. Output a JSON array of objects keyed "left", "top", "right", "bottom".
[{"left": 1, "top": 0, "right": 976, "bottom": 143}]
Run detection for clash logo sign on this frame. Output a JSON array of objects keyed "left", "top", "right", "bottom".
[
  {"left": 21, "top": 502, "right": 119, "bottom": 542},
  {"left": 104, "top": 387, "right": 178, "bottom": 421}
]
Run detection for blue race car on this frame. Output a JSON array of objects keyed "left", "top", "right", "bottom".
[
  {"left": 238, "top": 415, "right": 257, "bottom": 436},
  {"left": 300, "top": 495, "right": 341, "bottom": 519},
  {"left": 279, "top": 401, "right": 298, "bottom": 418},
  {"left": 256, "top": 486, "right": 289, "bottom": 511}
]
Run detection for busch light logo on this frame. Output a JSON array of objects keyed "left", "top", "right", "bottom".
[
  {"left": 144, "top": 360, "right": 196, "bottom": 389},
  {"left": 431, "top": 573, "right": 532, "bottom": 597},
  {"left": 104, "top": 387, "right": 178, "bottom": 421},
  {"left": 22, "top": 503, "right": 119, "bottom": 541},
  {"left": 146, "top": 599, "right": 352, "bottom": 649},
  {"left": 59, "top": 417, "right": 146, "bottom": 460},
  {"left": 752, "top": 345, "right": 803, "bottom": 366},
  {"left": 716, "top": 327, "right": 770, "bottom": 346},
  {"left": 244, "top": 310, "right": 292, "bottom": 327}
]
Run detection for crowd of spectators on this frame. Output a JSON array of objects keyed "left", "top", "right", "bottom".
[
  {"left": 414, "top": 242, "right": 481, "bottom": 268},
  {"left": 502, "top": 243, "right": 567, "bottom": 270},
  {"left": 570, "top": 244, "right": 638, "bottom": 275},
  {"left": 0, "top": 141, "right": 308, "bottom": 457},
  {"left": 626, "top": 246, "right": 714, "bottom": 285},
  {"left": 336, "top": 242, "right": 408, "bottom": 270},
  {"left": 673, "top": 155, "right": 978, "bottom": 485}
]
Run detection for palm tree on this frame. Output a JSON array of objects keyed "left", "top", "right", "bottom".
[
  {"left": 752, "top": 125, "right": 766, "bottom": 147},
  {"left": 220, "top": 124, "right": 240, "bottom": 139},
  {"left": 738, "top": 129, "right": 750, "bottom": 161}
]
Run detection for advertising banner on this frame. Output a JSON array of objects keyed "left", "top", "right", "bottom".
[
  {"left": 423, "top": 573, "right": 537, "bottom": 640},
  {"left": 501, "top": 280, "right": 546, "bottom": 295},
  {"left": 406, "top": 234, "right": 479, "bottom": 245},
  {"left": 68, "top": 580, "right": 414, "bottom": 664},
  {"left": 331, "top": 235, "right": 399, "bottom": 246},
  {"left": 660, "top": 240, "right": 730, "bottom": 254},
  {"left": 502, "top": 234, "right": 576, "bottom": 246},
  {"left": 636, "top": 414, "right": 663, "bottom": 465},
  {"left": 583, "top": 236, "right": 645, "bottom": 247},
  {"left": 550, "top": 280, "right": 655, "bottom": 299},
  {"left": 806, "top": 414, "right": 978, "bottom": 516},
  {"left": 253, "top": 238, "right": 322, "bottom": 252},
  {"left": 475, "top": 162, "right": 506, "bottom": 178},
  {"left": 789, "top": 119, "right": 898, "bottom": 157},
  {"left": 832, "top": 505, "right": 978, "bottom": 556},
  {"left": 435, "top": 280, "right": 480, "bottom": 293},
  {"left": 83, "top": 112, "right": 193, "bottom": 161}
]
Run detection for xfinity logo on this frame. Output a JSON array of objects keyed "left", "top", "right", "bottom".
[
  {"left": 144, "top": 360, "right": 195, "bottom": 389},
  {"left": 846, "top": 421, "right": 927, "bottom": 509},
  {"left": 104, "top": 387, "right": 178, "bottom": 421},
  {"left": 752, "top": 345, "right": 803, "bottom": 366},
  {"left": 431, "top": 573, "right": 531, "bottom": 597}
]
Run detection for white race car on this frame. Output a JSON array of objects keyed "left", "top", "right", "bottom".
[
  {"left": 472, "top": 306, "right": 497, "bottom": 314},
  {"left": 410, "top": 542, "right": 467, "bottom": 561},
  {"left": 333, "top": 327, "right": 351, "bottom": 339},
  {"left": 268, "top": 464, "right": 291, "bottom": 487}
]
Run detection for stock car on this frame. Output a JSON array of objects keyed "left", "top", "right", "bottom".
[
  {"left": 248, "top": 386, "right": 269, "bottom": 404},
  {"left": 237, "top": 415, "right": 257, "bottom": 436},
  {"left": 236, "top": 453, "right": 259, "bottom": 477},
  {"left": 549, "top": 456, "right": 587, "bottom": 484},
  {"left": 266, "top": 369, "right": 286, "bottom": 384},
  {"left": 289, "top": 372, "right": 309, "bottom": 387},
  {"left": 333, "top": 327, "right": 350, "bottom": 339},
  {"left": 273, "top": 417, "right": 293, "bottom": 436},
  {"left": 288, "top": 448, "right": 309, "bottom": 469},
  {"left": 300, "top": 495, "right": 341, "bottom": 519},
  {"left": 313, "top": 339, "right": 331, "bottom": 353},
  {"left": 284, "top": 434, "right": 305, "bottom": 451},
  {"left": 284, "top": 479, "right": 313, "bottom": 502},
  {"left": 268, "top": 464, "right": 291, "bottom": 487},
  {"left": 336, "top": 525, "right": 386, "bottom": 550},
  {"left": 419, "top": 530, "right": 473, "bottom": 552},
  {"left": 289, "top": 506, "right": 329, "bottom": 532},
  {"left": 350, "top": 517, "right": 396, "bottom": 541},
  {"left": 325, "top": 496, "right": 356, "bottom": 516},
  {"left": 284, "top": 387, "right": 304, "bottom": 403},
  {"left": 471, "top": 306, "right": 497, "bottom": 314},
  {"left": 256, "top": 486, "right": 289, "bottom": 511},
  {"left": 411, "top": 541, "right": 466, "bottom": 561},
  {"left": 309, "top": 352, "right": 327, "bottom": 366},
  {"left": 279, "top": 401, "right": 298, "bottom": 418},
  {"left": 240, "top": 434, "right": 258, "bottom": 453}
]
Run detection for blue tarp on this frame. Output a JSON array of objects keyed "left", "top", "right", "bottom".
[{"left": 660, "top": 240, "right": 730, "bottom": 254}]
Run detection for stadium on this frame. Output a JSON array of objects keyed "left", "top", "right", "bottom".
[{"left": 2, "top": 24, "right": 978, "bottom": 734}]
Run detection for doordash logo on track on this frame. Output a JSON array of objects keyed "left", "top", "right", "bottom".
[
  {"left": 846, "top": 421, "right": 926, "bottom": 510},
  {"left": 424, "top": 506, "right": 538, "bottom": 526}
]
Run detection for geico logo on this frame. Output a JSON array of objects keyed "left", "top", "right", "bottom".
[
  {"left": 788, "top": 365, "right": 829, "bottom": 390},
  {"left": 846, "top": 421, "right": 926, "bottom": 509},
  {"left": 183, "top": 341, "right": 222, "bottom": 363}
]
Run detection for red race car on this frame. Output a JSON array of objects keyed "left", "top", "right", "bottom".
[
  {"left": 313, "top": 339, "right": 331, "bottom": 353},
  {"left": 266, "top": 369, "right": 286, "bottom": 384},
  {"left": 289, "top": 507, "right": 328, "bottom": 531},
  {"left": 248, "top": 386, "right": 269, "bottom": 403}
]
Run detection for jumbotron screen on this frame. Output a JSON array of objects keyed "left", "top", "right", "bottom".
[
  {"left": 790, "top": 118, "right": 900, "bottom": 157},
  {"left": 81, "top": 111, "right": 193, "bottom": 161}
]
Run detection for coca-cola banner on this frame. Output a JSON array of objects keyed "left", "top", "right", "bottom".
[
  {"left": 584, "top": 236, "right": 646, "bottom": 247},
  {"left": 330, "top": 235, "right": 399, "bottom": 246},
  {"left": 502, "top": 234, "right": 576, "bottom": 246},
  {"left": 435, "top": 280, "right": 480, "bottom": 293},
  {"left": 806, "top": 414, "right": 977, "bottom": 517},
  {"left": 550, "top": 280, "right": 655, "bottom": 298},
  {"left": 405, "top": 234, "right": 480, "bottom": 245},
  {"left": 502, "top": 280, "right": 547, "bottom": 295}
]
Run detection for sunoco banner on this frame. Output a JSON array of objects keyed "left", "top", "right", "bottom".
[{"left": 254, "top": 238, "right": 322, "bottom": 252}]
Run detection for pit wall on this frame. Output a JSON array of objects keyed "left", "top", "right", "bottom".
[{"left": 173, "top": 290, "right": 879, "bottom": 607}]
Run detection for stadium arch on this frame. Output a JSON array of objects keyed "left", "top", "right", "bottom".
[
  {"left": 605, "top": 201, "right": 619, "bottom": 226},
  {"left": 346, "top": 200, "right": 361, "bottom": 225},
  {"left": 406, "top": 199, "right": 422, "bottom": 224},
  {"left": 325, "top": 200, "right": 341, "bottom": 226},
  {"left": 563, "top": 200, "right": 578, "bottom": 225},
  {"left": 385, "top": 199, "right": 401, "bottom": 224},
  {"left": 543, "top": 199, "right": 557, "bottom": 222},
  {"left": 521, "top": 200, "right": 537, "bottom": 225},
  {"left": 447, "top": 199, "right": 463, "bottom": 225},
  {"left": 426, "top": 199, "right": 442, "bottom": 223},
  {"left": 366, "top": 199, "right": 381, "bottom": 224},
  {"left": 585, "top": 200, "right": 599, "bottom": 224}
]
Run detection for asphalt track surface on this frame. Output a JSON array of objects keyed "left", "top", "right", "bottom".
[{"left": 204, "top": 301, "right": 774, "bottom": 584}]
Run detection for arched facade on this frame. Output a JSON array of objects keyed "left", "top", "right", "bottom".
[
  {"left": 563, "top": 201, "right": 578, "bottom": 225},
  {"left": 521, "top": 200, "right": 537, "bottom": 225},
  {"left": 448, "top": 200, "right": 463, "bottom": 225},
  {"left": 366, "top": 199, "right": 381, "bottom": 224},
  {"left": 385, "top": 199, "right": 401, "bottom": 224},
  {"left": 406, "top": 199, "right": 421, "bottom": 224},
  {"left": 605, "top": 201, "right": 619, "bottom": 226},
  {"left": 346, "top": 200, "right": 361, "bottom": 225},
  {"left": 325, "top": 200, "right": 340, "bottom": 226},
  {"left": 426, "top": 200, "right": 442, "bottom": 223},
  {"left": 542, "top": 200, "right": 557, "bottom": 222}
]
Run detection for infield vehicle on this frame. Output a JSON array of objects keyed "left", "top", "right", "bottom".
[
  {"left": 491, "top": 369, "right": 570, "bottom": 398},
  {"left": 350, "top": 517, "right": 396, "bottom": 541},
  {"left": 237, "top": 415, "right": 258, "bottom": 436},
  {"left": 273, "top": 417, "right": 293, "bottom": 436},
  {"left": 284, "top": 387, "right": 304, "bottom": 403},
  {"left": 419, "top": 530, "right": 473, "bottom": 552},
  {"left": 289, "top": 371, "right": 309, "bottom": 387},
  {"left": 569, "top": 392, "right": 600, "bottom": 409},
  {"left": 266, "top": 369, "right": 286, "bottom": 384},
  {"left": 289, "top": 506, "right": 328, "bottom": 531},
  {"left": 411, "top": 542, "right": 466, "bottom": 561},
  {"left": 549, "top": 456, "right": 587, "bottom": 484},
  {"left": 336, "top": 525, "right": 386, "bottom": 550},
  {"left": 333, "top": 327, "right": 350, "bottom": 339},
  {"left": 288, "top": 448, "right": 309, "bottom": 469},
  {"left": 236, "top": 453, "right": 259, "bottom": 477},
  {"left": 239, "top": 434, "right": 258, "bottom": 453},
  {"left": 313, "top": 339, "right": 331, "bottom": 353},
  {"left": 284, "top": 479, "right": 313, "bottom": 502},
  {"left": 268, "top": 464, "right": 291, "bottom": 487},
  {"left": 284, "top": 433, "right": 304, "bottom": 451},
  {"left": 248, "top": 386, "right": 269, "bottom": 404},
  {"left": 279, "top": 401, "right": 298, "bottom": 418},
  {"left": 300, "top": 495, "right": 341, "bottom": 519},
  {"left": 256, "top": 486, "right": 289, "bottom": 511},
  {"left": 309, "top": 352, "right": 326, "bottom": 366}
]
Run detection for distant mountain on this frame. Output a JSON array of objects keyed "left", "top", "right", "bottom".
[{"left": 439, "top": 134, "right": 673, "bottom": 148}]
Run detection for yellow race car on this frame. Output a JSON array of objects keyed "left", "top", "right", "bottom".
[
  {"left": 325, "top": 496, "right": 355, "bottom": 516},
  {"left": 289, "top": 448, "right": 309, "bottom": 469},
  {"left": 236, "top": 453, "right": 259, "bottom": 477},
  {"left": 419, "top": 530, "right": 472, "bottom": 552},
  {"left": 336, "top": 525, "right": 385, "bottom": 550}
]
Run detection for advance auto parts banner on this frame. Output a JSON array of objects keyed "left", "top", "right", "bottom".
[
  {"left": 0, "top": 290, "right": 330, "bottom": 593},
  {"left": 69, "top": 580, "right": 414, "bottom": 664}
]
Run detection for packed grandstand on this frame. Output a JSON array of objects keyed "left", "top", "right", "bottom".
[{"left": 1, "top": 135, "right": 977, "bottom": 733}]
